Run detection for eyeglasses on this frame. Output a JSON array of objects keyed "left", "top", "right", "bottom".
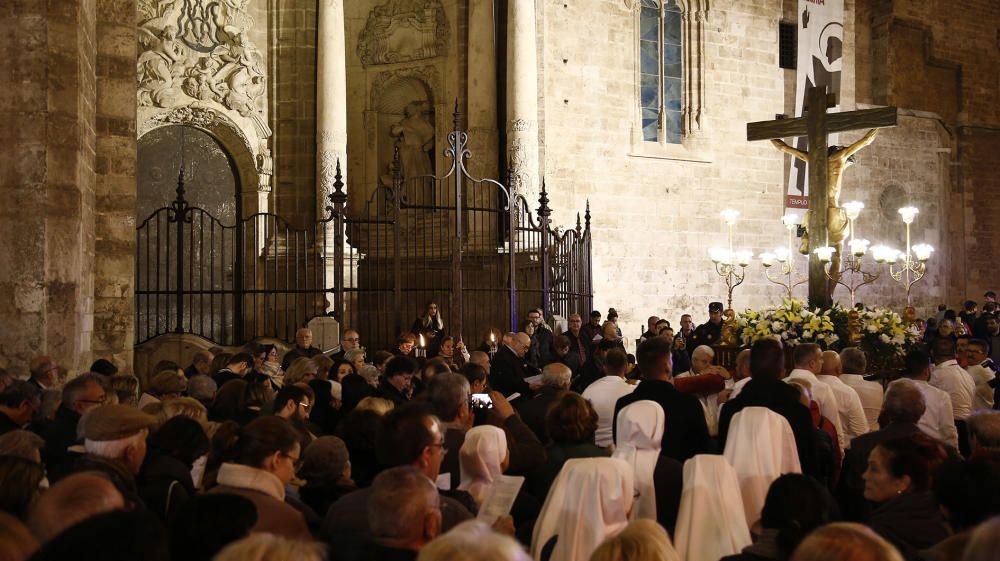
[
  {"left": 298, "top": 401, "right": 312, "bottom": 412},
  {"left": 343, "top": 337, "right": 360, "bottom": 342},
  {"left": 428, "top": 441, "right": 448, "bottom": 456},
  {"left": 282, "top": 451, "right": 303, "bottom": 469},
  {"left": 78, "top": 396, "right": 107, "bottom": 406}
]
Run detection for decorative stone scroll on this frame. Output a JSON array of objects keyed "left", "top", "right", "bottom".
[
  {"left": 137, "top": 0, "right": 265, "bottom": 120},
  {"left": 357, "top": 0, "right": 449, "bottom": 66}
]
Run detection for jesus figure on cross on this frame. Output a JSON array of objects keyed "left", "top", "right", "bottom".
[{"left": 770, "top": 128, "right": 880, "bottom": 256}]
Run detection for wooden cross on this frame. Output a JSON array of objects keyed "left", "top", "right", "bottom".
[{"left": 747, "top": 86, "right": 897, "bottom": 309}]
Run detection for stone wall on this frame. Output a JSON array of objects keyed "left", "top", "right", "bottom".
[
  {"left": 859, "top": 0, "right": 1000, "bottom": 305},
  {"left": 94, "top": 0, "right": 138, "bottom": 369},
  {"left": 535, "top": 0, "right": 954, "bottom": 336},
  {"left": 0, "top": 0, "right": 99, "bottom": 376},
  {"left": 268, "top": 0, "right": 318, "bottom": 227}
]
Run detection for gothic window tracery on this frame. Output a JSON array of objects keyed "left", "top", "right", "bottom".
[{"left": 639, "top": 0, "right": 683, "bottom": 144}]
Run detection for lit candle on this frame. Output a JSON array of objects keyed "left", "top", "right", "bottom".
[
  {"left": 720, "top": 209, "right": 740, "bottom": 226},
  {"left": 898, "top": 206, "right": 919, "bottom": 225},
  {"left": 774, "top": 247, "right": 790, "bottom": 263},
  {"left": 848, "top": 238, "right": 870, "bottom": 257},
  {"left": 759, "top": 252, "right": 776, "bottom": 267},
  {"left": 814, "top": 246, "right": 836, "bottom": 263},
  {"left": 735, "top": 250, "right": 753, "bottom": 267},
  {"left": 912, "top": 243, "right": 934, "bottom": 261},
  {"left": 843, "top": 201, "right": 865, "bottom": 221}
]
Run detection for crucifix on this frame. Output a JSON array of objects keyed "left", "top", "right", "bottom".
[{"left": 747, "top": 86, "right": 897, "bottom": 309}]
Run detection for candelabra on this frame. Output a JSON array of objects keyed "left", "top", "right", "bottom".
[
  {"left": 883, "top": 206, "right": 934, "bottom": 305},
  {"left": 813, "top": 201, "right": 882, "bottom": 307},
  {"left": 759, "top": 214, "right": 808, "bottom": 301},
  {"left": 709, "top": 209, "right": 752, "bottom": 311}
]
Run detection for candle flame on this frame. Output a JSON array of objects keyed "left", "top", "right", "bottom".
[
  {"left": 419, "top": 334, "right": 425, "bottom": 347},
  {"left": 490, "top": 332, "right": 495, "bottom": 342}
]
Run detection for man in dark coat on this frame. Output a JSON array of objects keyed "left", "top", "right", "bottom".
[
  {"left": 40, "top": 374, "right": 106, "bottom": 478},
  {"left": 613, "top": 336, "right": 714, "bottom": 463},
  {"left": 489, "top": 332, "right": 534, "bottom": 398},
  {"left": 718, "top": 337, "right": 820, "bottom": 478},
  {"left": 282, "top": 328, "right": 323, "bottom": 370},
  {"left": 691, "top": 301, "right": 724, "bottom": 348},
  {"left": 375, "top": 356, "right": 417, "bottom": 406}
]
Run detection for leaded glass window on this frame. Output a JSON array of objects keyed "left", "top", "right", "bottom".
[{"left": 640, "top": 0, "right": 683, "bottom": 144}]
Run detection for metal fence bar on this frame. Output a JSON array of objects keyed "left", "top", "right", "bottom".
[{"left": 135, "top": 118, "right": 593, "bottom": 349}]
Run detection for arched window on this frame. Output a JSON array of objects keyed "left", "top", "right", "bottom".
[{"left": 639, "top": 0, "right": 683, "bottom": 144}]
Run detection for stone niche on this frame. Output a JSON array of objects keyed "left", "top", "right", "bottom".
[{"left": 347, "top": 0, "right": 468, "bottom": 214}]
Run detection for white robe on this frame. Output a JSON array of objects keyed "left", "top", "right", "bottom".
[
  {"left": 530, "top": 458, "right": 634, "bottom": 561},
  {"left": 722, "top": 406, "right": 801, "bottom": 527},
  {"left": 612, "top": 400, "right": 664, "bottom": 521},
  {"left": 674, "top": 455, "right": 752, "bottom": 561}
]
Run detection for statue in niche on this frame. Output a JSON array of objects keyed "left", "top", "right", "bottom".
[
  {"left": 390, "top": 101, "right": 435, "bottom": 179},
  {"left": 137, "top": 25, "right": 189, "bottom": 107}
]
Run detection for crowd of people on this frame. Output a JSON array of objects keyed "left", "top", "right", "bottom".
[{"left": 1, "top": 296, "right": 999, "bottom": 561}]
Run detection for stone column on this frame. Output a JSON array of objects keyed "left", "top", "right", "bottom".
[
  {"left": 317, "top": 0, "right": 349, "bottom": 314},
  {"left": 506, "top": 0, "right": 540, "bottom": 204},
  {"left": 467, "top": 0, "right": 498, "bottom": 180},
  {"left": 317, "top": 0, "right": 348, "bottom": 211}
]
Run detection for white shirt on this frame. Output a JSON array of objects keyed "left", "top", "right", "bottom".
[
  {"left": 787, "top": 369, "right": 845, "bottom": 450},
  {"left": 912, "top": 379, "right": 959, "bottom": 450},
  {"left": 582, "top": 375, "right": 637, "bottom": 448},
  {"left": 967, "top": 363, "right": 996, "bottom": 410},
  {"left": 930, "top": 360, "right": 977, "bottom": 420},
  {"left": 675, "top": 369, "right": 730, "bottom": 437},
  {"left": 818, "top": 374, "right": 870, "bottom": 443},
  {"left": 729, "top": 376, "right": 751, "bottom": 401},
  {"left": 841, "top": 374, "right": 884, "bottom": 431}
]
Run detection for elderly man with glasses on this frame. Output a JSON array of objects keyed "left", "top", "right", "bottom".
[{"left": 39, "top": 374, "right": 107, "bottom": 479}]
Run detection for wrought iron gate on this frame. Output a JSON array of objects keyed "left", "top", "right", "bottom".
[{"left": 135, "top": 109, "right": 593, "bottom": 349}]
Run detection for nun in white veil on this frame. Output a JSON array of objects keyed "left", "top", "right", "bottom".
[
  {"left": 458, "top": 425, "right": 509, "bottom": 504},
  {"left": 674, "top": 455, "right": 752, "bottom": 561},
  {"left": 611, "top": 400, "right": 664, "bottom": 521},
  {"left": 530, "top": 457, "right": 634, "bottom": 561}
]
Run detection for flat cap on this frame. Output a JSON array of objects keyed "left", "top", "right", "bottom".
[
  {"left": 298, "top": 436, "right": 350, "bottom": 483},
  {"left": 82, "top": 404, "right": 157, "bottom": 441},
  {"left": 149, "top": 371, "right": 187, "bottom": 395}
]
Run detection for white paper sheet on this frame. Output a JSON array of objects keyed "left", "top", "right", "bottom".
[{"left": 476, "top": 475, "right": 525, "bottom": 524}]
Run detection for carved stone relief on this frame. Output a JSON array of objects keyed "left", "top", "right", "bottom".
[
  {"left": 137, "top": 0, "right": 265, "bottom": 118},
  {"left": 357, "top": 0, "right": 449, "bottom": 66},
  {"left": 137, "top": 0, "right": 271, "bottom": 199}
]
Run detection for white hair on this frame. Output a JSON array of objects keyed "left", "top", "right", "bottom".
[
  {"left": 418, "top": 520, "right": 531, "bottom": 561},
  {"left": 691, "top": 345, "right": 715, "bottom": 359},
  {"left": 84, "top": 430, "right": 147, "bottom": 461},
  {"left": 541, "top": 363, "right": 572, "bottom": 389}
]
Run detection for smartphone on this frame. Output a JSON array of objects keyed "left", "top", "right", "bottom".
[{"left": 471, "top": 393, "right": 493, "bottom": 409}]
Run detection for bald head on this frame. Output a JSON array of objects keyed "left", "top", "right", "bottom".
[
  {"left": 29, "top": 472, "right": 124, "bottom": 543},
  {"left": 468, "top": 351, "right": 490, "bottom": 375},
  {"left": 540, "top": 362, "right": 572, "bottom": 389},
  {"left": 820, "top": 351, "right": 842, "bottom": 377},
  {"left": 734, "top": 349, "right": 752, "bottom": 381}
]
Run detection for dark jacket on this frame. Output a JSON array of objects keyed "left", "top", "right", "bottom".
[
  {"left": 39, "top": 405, "right": 82, "bottom": 479},
  {"left": 374, "top": 379, "right": 409, "bottom": 407},
  {"left": 138, "top": 451, "right": 196, "bottom": 522},
  {"left": 692, "top": 320, "right": 722, "bottom": 348},
  {"left": 489, "top": 345, "right": 532, "bottom": 397},
  {"left": 574, "top": 356, "right": 605, "bottom": 393},
  {"left": 527, "top": 441, "right": 609, "bottom": 501},
  {"left": 868, "top": 491, "right": 950, "bottom": 561},
  {"left": 321, "top": 486, "right": 472, "bottom": 561},
  {"left": 718, "top": 377, "right": 820, "bottom": 477},
  {"left": 0, "top": 410, "right": 21, "bottom": 435},
  {"left": 614, "top": 379, "right": 713, "bottom": 463},
  {"left": 535, "top": 327, "right": 555, "bottom": 366},
  {"left": 652, "top": 455, "right": 684, "bottom": 537},
  {"left": 562, "top": 330, "right": 589, "bottom": 365},
  {"left": 212, "top": 368, "right": 242, "bottom": 388},
  {"left": 281, "top": 346, "right": 322, "bottom": 370},
  {"left": 838, "top": 422, "right": 923, "bottom": 521},
  {"left": 579, "top": 323, "right": 602, "bottom": 354},
  {"left": 515, "top": 386, "right": 566, "bottom": 443},
  {"left": 71, "top": 454, "right": 144, "bottom": 510}
]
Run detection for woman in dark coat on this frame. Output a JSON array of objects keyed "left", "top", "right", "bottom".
[
  {"left": 862, "top": 434, "right": 951, "bottom": 561},
  {"left": 138, "top": 416, "right": 210, "bottom": 521}
]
